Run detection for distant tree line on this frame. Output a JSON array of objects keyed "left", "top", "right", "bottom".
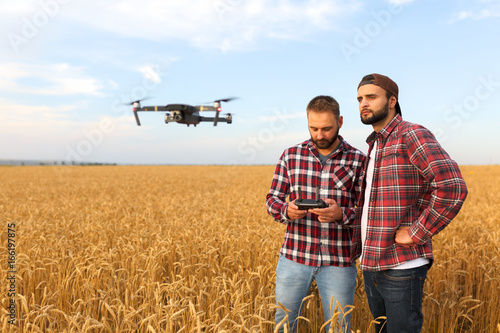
[{"left": 38, "top": 161, "right": 118, "bottom": 166}]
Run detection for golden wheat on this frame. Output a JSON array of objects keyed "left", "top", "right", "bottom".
[{"left": 0, "top": 165, "right": 498, "bottom": 332}]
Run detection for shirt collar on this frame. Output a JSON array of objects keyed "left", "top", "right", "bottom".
[{"left": 366, "top": 114, "right": 402, "bottom": 143}]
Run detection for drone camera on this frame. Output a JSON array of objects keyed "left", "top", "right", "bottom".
[{"left": 172, "top": 111, "right": 183, "bottom": 122}]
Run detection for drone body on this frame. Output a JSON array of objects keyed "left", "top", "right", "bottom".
[{"left": 130, "top": 98, "right": 235, "bottom": 127}]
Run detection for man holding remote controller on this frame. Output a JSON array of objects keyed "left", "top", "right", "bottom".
[{"left": 266, "top": 95, "right": 366, "bottom": 332}]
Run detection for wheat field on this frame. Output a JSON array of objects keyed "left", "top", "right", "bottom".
[{"left": 1, "top": 165, "right": 499, "bottom": 332}]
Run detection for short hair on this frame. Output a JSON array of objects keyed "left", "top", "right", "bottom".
[{"left": 306, "top": 95, "right": 340, "bottom": 119}]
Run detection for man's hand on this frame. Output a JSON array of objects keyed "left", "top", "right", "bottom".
[
  {"left": 286, "top": 201, "right": 308, "bottom": 220},
  {"left": 308, "top": 199, "right": 343, "bottom": 223},
  {"left": 395, "top": 226, "right": 416, "bottom": 247}
]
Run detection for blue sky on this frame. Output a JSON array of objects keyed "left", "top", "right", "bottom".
[{"left": 1, "top": 0, "right": 499, "bottom": 165}]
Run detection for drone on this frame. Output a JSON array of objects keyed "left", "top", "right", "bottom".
[{"left": 127, "top": 98, "right": 236, "bottom": 127}]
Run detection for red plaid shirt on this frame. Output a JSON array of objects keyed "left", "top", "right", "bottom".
[
  {"left": 266, "top": 136, "right": 366, "bottom": 267},
  {"left": 352, "top": 115, "right": 468, "bottom": 271}
]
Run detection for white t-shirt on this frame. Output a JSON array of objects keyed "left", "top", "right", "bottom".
[{"left": 361, "top": 141, "right": 429, "bottom": 270}]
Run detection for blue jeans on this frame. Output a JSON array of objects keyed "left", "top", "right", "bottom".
[
  {"left": 363, "top": 265, "right": 428, "bottom": 333},
  {"left": 275, "top": 255, "right": 357, "bottom": 333}
]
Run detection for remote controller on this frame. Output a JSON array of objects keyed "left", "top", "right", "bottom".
[{"left": 295, "top": 186, "right": 328, "bottom": 210}]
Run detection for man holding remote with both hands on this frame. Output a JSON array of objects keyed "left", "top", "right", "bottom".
[{"left": 266, "top": 95, "right": 366, "bottom": 332}]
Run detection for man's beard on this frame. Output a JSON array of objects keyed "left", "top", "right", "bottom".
[
  {"left": 312, "top": 126, "right": 339, "bottom": 150},
  {"left": 361, "top": 101, "right": 390, "bottom": 125}
]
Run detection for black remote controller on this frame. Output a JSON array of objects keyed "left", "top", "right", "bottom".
[{"left": 295, "top": 186, "right": 328, "bottom": 210}]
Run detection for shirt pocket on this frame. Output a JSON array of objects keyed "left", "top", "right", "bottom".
[
  {"left": 330, "top": 165, "right": 354, "bottom": 190},
  {"left": 380, "top": 144, "right": 407, "bottom": 165}
]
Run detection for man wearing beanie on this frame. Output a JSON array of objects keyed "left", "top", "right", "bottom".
[{"left": 352, "top": 74, "right": 468, "bottom": 332}]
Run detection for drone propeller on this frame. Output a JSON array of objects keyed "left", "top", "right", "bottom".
[
  {"left": 201, "top": 97, "right": 239, "bottom": 104},
  {"left": 122, "top": 97, "right": 153, "bottom": 106},
  {"left": 214, "top": 97, "right": 239, "bottom": 103},
  {"left": 210, "top": 97, "right": 238, "bottom": 126},
  {"left": 122, "top": 97, "right": 153, "bottom": 126},
  {"left": 198, "top": 97, "right": 236, "bottom": 126}
]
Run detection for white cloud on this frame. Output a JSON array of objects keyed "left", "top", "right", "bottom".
[
  {"left": 0, "top": 1, "right": 361, "bottom": 53},
  {"left": 387, "top": 0, "right": 414, "bottom": 5},
  {"left": 450, "top": 1, "right": 500, "bottom": 22},
  {"left": 0, "top": 98, "right": 85, "bottom": 126},
  {"left": 454, "top": 9, "right": 500, "bottom": 20},
  {"left": 0, "top": 1, "right": 39, "bottom": 17},
  {"left": 0, "top": 63, "right": 104, "bottom": 96},
  {"left": 137, "top": 57, "right": 179, "bottom": 84},
  {"left": 55, "top": 0, "right": 360, "bottom": 52},
  {"left": 138, "top": 65, "right": 162, "bottom": 84},
  {"left": 0, "top": 98, "right": 86, "bottom": 155},
  {"left": 108, "top": 79, "right": 120, "bottom": 89},
  {"left": 0, "top": 97, "right": 135, "bottom": 161}
]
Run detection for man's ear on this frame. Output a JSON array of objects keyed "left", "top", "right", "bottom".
[{"left": 390, "top": 96, "right": 398, "bottom": 109}]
